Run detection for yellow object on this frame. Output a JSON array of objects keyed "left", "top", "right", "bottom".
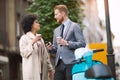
[{"left": 89, "top": 43, "right": 108, "bottom": 64}]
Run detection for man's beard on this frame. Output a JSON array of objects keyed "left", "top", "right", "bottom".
[{"left": 57, "top": 17, "right": 64, "bottom": 24}]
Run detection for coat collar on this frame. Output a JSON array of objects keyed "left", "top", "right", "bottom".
[{"left": 26, "top": 32, "right": 36, "bottom": 39}]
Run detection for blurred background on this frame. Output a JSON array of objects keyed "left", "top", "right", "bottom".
[{"left": 0, "top": 0, "right": 120, "bottom": 80}]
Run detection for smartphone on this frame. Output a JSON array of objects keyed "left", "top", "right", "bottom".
[{"left": 45, "top": 41, "right": 51, "bottom": 45}]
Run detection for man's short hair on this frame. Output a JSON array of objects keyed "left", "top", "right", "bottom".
[{"left": 54, "top": 5, "right": 69, "bottom": 15}]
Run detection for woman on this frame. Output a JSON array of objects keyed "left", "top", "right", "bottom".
[{"left": 19, "top": 14, "right": 54, "bottom": 80}]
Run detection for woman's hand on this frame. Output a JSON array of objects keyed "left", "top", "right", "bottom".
[
  {"left": 32, "top": 36, "right": 41, "bottom": 45},
  {"left": 46, "top": 42, "right": 53, "bottom": 50},
  {"left": 49, "top": 69, "right": 55, "bottom": 80}
]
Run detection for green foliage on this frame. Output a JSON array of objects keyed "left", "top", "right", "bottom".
[{"left": 27, "top": 0, "right": 84, "bottom": 42}]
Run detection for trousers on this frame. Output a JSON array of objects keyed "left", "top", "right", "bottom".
[{"left": 54, "top": 60, "right": 73, "bottom": 80}]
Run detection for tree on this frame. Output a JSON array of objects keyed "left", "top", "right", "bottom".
[{"left": 27, "top": 0, "right": 84, "bottom": 42}]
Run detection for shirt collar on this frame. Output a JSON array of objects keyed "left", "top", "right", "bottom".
[{"left": 62, "top": 19, "right": 70, "bottom": 27}]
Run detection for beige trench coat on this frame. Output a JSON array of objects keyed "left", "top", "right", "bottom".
[{"left": 19, "top": 32, "right": 53, "bottom": 80}]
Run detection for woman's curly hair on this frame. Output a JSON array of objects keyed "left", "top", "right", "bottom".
[{"left": 21, "top": 14, "right": 37, "bottom": 34}]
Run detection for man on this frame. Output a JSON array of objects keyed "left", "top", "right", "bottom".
[{"left": 47, "top": 5, "right": 86, "bottom": 80}]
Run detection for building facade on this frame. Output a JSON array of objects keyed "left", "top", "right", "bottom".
[
  {"left": 81, "top": 0, "right": 103, "bottom": 43},
  {"left": 0, "top": 0, "right": 34, "bottom": 80}
]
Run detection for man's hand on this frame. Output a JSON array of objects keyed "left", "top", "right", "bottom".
[{"left": 57, "top": 37, "right": 68, "bottom": 46}]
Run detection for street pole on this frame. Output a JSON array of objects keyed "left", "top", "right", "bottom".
[{"left": 104, "top": 0, "right": 116, "bottom": 79}]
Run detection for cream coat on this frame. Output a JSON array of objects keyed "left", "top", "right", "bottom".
[{"left": 19, "top": 32, "right": 53, "bottom": 80}]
